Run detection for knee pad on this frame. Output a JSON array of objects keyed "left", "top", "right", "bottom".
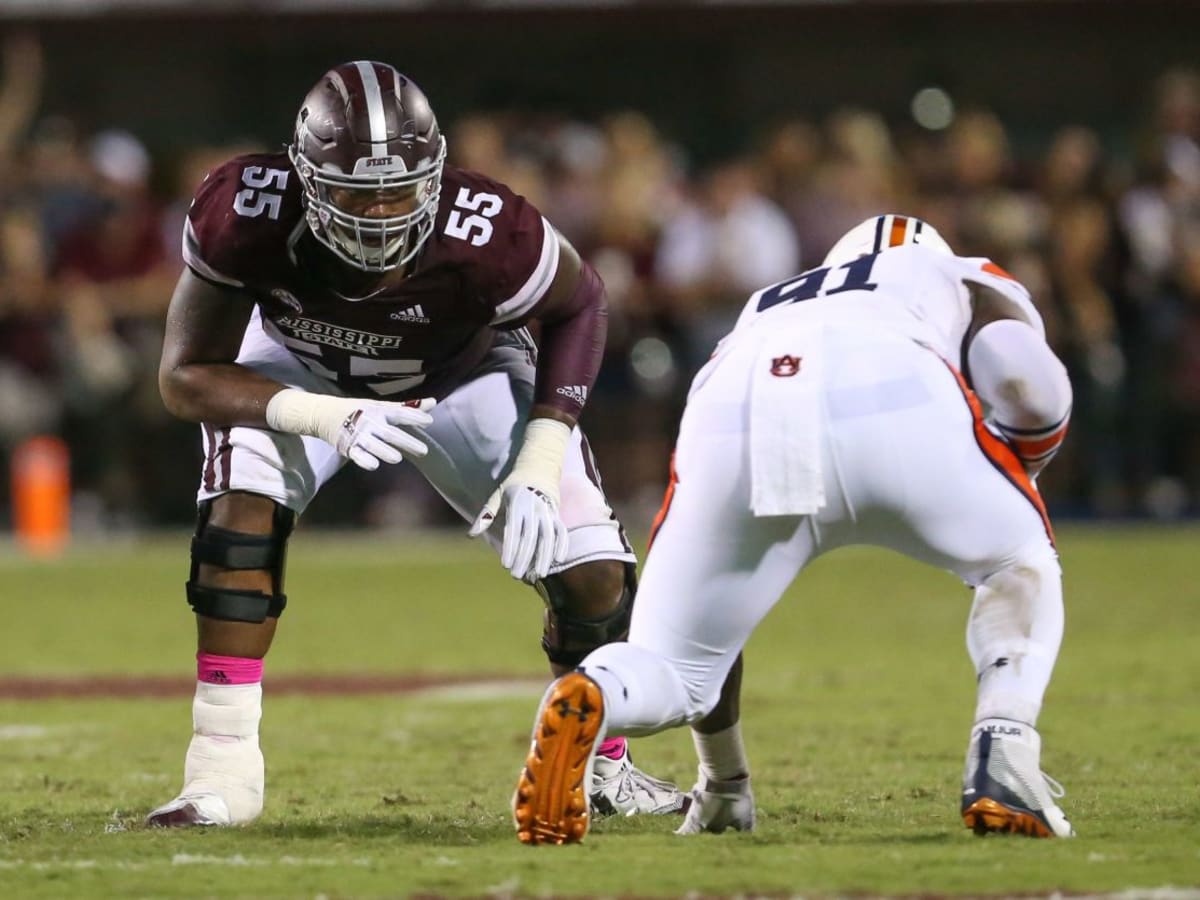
[
  {"left": 538, "top": 561, "right": 636, "bottom": 668},
  {"left": 186, "top": 499, "right": 295, "bottom": 624}
]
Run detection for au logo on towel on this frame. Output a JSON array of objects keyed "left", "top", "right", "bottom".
[{"left": 770, "top": 355, "right": 802, "bottom": 377}]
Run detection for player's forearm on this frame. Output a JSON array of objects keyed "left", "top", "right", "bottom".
[
  {"left": 533, "top": 261, "right": 607, "bottom": 421},
  {"left": 159, "top": 361, "right": 285, "bottom": 427}
]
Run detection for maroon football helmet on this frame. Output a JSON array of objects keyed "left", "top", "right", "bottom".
[{"left": 288, "top": 61, "right": 446, "bottom": 272}]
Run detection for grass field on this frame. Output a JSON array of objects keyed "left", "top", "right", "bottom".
[{"left": 1, "top": 525, "right": 1199, "bottom": 898}]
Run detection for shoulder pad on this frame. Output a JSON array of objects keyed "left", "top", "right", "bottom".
[
  {"left": 957, "top": 256, "right": 1045, "bottom": 336},
  {"left": 430, "top": 166, "right": 556, "bottom": 324},
  {"left": 183, "top": 153, "right": 304, "bottom": 289}
]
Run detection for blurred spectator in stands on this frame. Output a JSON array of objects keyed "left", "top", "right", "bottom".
[
  {"left": 944, "top": 109, "right": 1043, "bottom": 260},
  {"left": 0, "top": 30, "right": 55, "bottom": 524},
  {"left": 1156, "top": 226, "right": 1200, "bottom": 513},
  {"left": 655, "top": 155, "right": 798, "bottom": 373},
  {"left": 449, "top": 112, "right": 549, "bottom": 209},
  {"left": 573, "top": 111, "right": 686, "bottom": 516},
  {"left": 540, "top": 118, "right": 607, "bottom": 254},
  {"left": 1162, "top": 226, "right": 1200, "bottom": 512},
  {"left": 0, "top": 201, "right": 59, "bottom": 514},
  {"left": 1038, "top": 126, "right": 1127, "bottom": 513},
  {"left": 53, "top": 129, "right": 181, "bottom": 527},
  {"left": 789, "top": 108, "right": 908, "bottom": 265},
  {"left": 1117, "top": 67, "right": 1200, "bottom": 516},
  {"left": 0, "top": 31, "right": 40, "bottom": 180},
  {"left": 753, "top": 117, "right": 822, "bottom": 256},
  {"left": 21, "top": 116, "right": 103, "bottom": 260}
]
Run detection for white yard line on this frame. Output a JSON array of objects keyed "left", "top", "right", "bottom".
[{"left": 0, "top": 724, "right": 48, "bottom": 740}]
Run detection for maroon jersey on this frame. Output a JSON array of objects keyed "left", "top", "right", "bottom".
[{"left": 183, "top": 152, "right": 558, "bottom": 400}]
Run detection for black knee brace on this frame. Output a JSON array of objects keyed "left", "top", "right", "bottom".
[
  {"left": 539, "top": 561, "right": 637, "bottom": 667},
  {"left": 185, "top": 499, "right": 295, "bottom": 624}
]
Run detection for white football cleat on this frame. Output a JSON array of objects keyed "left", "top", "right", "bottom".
[
  {"left": 590, "top": 741, "right": 686, "bottom": 818},
  {"left": 675, "top": 772, "right": 756, "bottom": 835},
  {"left": 145, "top": 792, "right": 232, "bottom": 828},
  {"left": 961, "top": 718, "right": 1075, "bottom": 838}
]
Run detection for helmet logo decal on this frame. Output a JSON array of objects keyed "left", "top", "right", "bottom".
[{"left": 352, "top": 155, "right": 409, "bottom": 175}]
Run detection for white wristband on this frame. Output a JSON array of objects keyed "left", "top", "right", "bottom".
[
  {"left": 265, "top": 388, "right": 356, "bottom": 447},
  {"left": 509, "top": 418, "right": 572, "bottom": 505}
]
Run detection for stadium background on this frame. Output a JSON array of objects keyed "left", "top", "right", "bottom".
[
  {"left": 2, "top": 4, "right": 1199, "bottom": 895},
  {"left": 0, "top": 0, "right": 1198, "bottom": 537}
]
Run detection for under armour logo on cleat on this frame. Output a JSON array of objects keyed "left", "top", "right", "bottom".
[{"left": 556, "top": 698, "right": 594, "bottom": 720}]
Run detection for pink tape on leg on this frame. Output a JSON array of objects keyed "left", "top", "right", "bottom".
[
  {"left": 197, "top": 652, "right": 263, "bottom": 685},
  {"left": 596, "top": 737, "right": 626, "bottom": 760}
]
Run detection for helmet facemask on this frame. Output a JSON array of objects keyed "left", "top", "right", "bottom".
[{"left": 290, "top": 136, "right": 446, "bottom": 272}]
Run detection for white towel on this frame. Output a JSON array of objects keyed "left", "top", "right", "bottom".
[{"left": 749, "top": 326, "right": 825, "bottom": 517}]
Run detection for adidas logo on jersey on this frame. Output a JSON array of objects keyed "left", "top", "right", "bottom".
[
  {"left": 556, "top": 384, "right": 588, "bottom": 405},
  {"left": 389, "top": 304, "right": 430, "bottom": 323}
]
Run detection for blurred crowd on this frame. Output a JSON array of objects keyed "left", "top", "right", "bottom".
[{"left": 3, "top": 31, "right": 1200, "bottom": 532}]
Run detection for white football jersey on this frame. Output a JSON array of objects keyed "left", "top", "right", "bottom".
[{"left": 730, "top": 245, "right": 1044, "bottom": 363}]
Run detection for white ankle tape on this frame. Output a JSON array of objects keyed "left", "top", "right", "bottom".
[
  {"left": 182, "top": 682, "right": 265, "bottom": 824},
  {"left": 193, "top": 682, "right": 262, "bottom": 737}
]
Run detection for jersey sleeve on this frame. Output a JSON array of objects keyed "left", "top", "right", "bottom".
[
  {"left": 489, "top": 214, "right": 560, "bottom": 327},
  {"left": 181, "top": 160, "right": 249, "bottom": 289}
]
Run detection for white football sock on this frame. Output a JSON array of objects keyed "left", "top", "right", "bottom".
[{"left": 967, "top": 553, "right": 1064, "bottom": 726}]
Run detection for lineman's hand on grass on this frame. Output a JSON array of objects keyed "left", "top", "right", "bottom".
[{"left": 468, "top": 418, "right": 572, "bottom": 582}]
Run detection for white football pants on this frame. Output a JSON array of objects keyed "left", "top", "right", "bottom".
[
  {"left": 195, "top": 312, "right": 635, "bottom": 574},
  {"left": 581, "top": 322, "right": 1063, "bottom": 734}
]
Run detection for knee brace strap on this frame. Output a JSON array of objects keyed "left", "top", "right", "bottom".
[
  {"left": 540, "top": 562, "right": 636, "bottom": 667},
  {"left": 187, "top": 499, "right": 295, "bottom": 621},
  {"left": 191, "top": 527, "right": 285, "bottom": 571},
  {"left": 191, "top": 500, "right": 294, "bottom": 574},
  {"left": 186, "top": 583, "right": 287, "bottom": 623}
]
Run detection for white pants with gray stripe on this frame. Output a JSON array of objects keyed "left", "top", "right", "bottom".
[{"left": 197, "top": 314, "right": 635, "bottom": 576}]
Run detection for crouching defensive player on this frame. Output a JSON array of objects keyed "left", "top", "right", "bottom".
[
  {"left": 147, "top": 60, "right": 684, "bottom": 827},
  {"left": 514, "top": 214, "right": 1076, "bottom": 843}
]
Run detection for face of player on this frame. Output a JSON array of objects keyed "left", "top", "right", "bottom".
[
  {"left": 328, "top": 185, "right": 421, "bottom": 223},
  {"left": 291, "top": 127, "right": 447, "bottom": 272},
  {"left": 321, "top": 184, "right": 428, "bottom": 266}
]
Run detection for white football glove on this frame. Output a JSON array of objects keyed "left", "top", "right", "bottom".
[
  {"left": 468, "top": 418, "right": 572, "bottom": 582},
  {"left": 265, "top": 388, "right": 436, "bottom": 471},
  {"left": 675, "top": 773, "right": 756, "bottom": 835}
]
